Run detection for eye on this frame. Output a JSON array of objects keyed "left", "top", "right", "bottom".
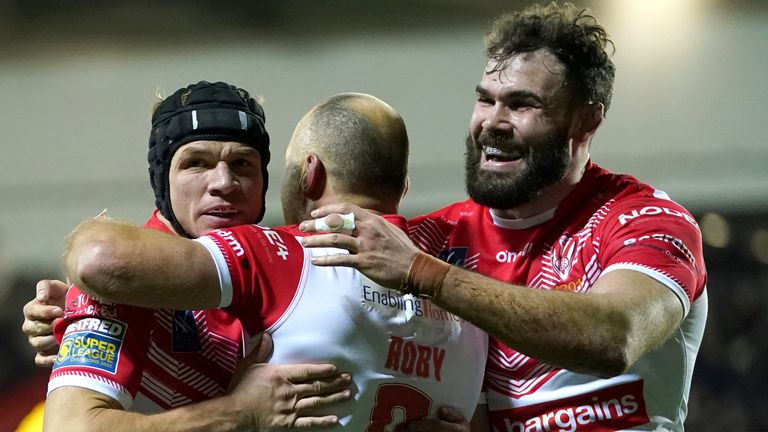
[
  {"left": 512, "top": 103, "right": 533, "bottom": 111},
  {"left": 181, "top": 158, "right": 207, "bottom": 169},
  {"left": 232, "top": 158, "right": 252, "bottom": 168},
  {"left": 476, "top": 95, "right": 494, "bottom": 106}
]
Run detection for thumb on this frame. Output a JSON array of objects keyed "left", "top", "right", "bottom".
[
  {"left": 49, "top": 280, "right": 70, "bottom": 303},
  {"left": 35, "top": 280, "right": 50, "bottom": 302},
  {"left": 247, "top": 332, "right": 274, "bottom": 364},
  {"left": 227, "top": 333, "right": 273, "bottom": 393}
]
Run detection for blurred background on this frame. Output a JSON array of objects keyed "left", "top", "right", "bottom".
[{"left": 1, "top": 0, "right": 766, "bottom": 429}]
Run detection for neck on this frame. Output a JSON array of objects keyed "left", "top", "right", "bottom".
[
  {"left": 155, "top": 212, "right": 180, "bottom": 235},
  {"left": 315, "top": 193, "right": 398, "bottom": 216}
]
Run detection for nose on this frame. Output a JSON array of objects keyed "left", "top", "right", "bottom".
[
  {"left": 208, "top": 162, "right": 239, "bottom": 195},
  {"left": 481, "top": 103, "right": 512, "bottom": 132}
]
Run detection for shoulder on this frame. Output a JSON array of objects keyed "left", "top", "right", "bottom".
[
  {"left": 202, "top": 224, "right": 303, "bottom": 257},
  {"left": 409, "top": 199, "right": 482, "bottom": 228}
]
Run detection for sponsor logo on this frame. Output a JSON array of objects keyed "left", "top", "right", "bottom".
[
  {"left": 622, "top": 233, "right": 696, "bottom": 266},
  {"left": 617, "top": 206, "right": 698, "bottom": 228},
  {"left": 54, "top": 318, "right": 127, "bottom": 374},
  {"left": 363, "top": 285, "right": 423, "bottom": 316},
  {"left": 361, "top": 285, "right": 463, "bottom": 323},
  {"left": 496, "top": 242, "right": 534, "bottom": 264},
  {"left": 264, "top": 229, "right": 289, "bottom": 260},
  {"left": 490, "top": 380, "right": 650, "bottom": 432},
  {"left": 214, "top": 229, "right": 245, "bottom": 257},
  {"left": 552, "top": 277, "right": 584, "bottom": 292},
  {"left": 67, "top": 293, "right": 118, "bottom": 318}
]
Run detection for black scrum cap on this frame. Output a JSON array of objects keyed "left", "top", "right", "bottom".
[{"left": 148, "top": 81, "right": 270, "bottom": 237}]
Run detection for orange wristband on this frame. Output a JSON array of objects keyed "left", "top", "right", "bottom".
[{"left": 401, "top": 252, "right": 450, "bottom": 299}]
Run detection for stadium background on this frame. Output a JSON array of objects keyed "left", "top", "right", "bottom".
[{"left": 0, "top": 0, "right": 766, "bottom": 429}]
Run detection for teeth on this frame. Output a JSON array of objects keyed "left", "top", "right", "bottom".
[{"left": 484, "top": 146, "right": 503, "bottom": 156}]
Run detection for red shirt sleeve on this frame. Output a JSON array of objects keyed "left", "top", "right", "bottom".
[
  {"left": 48, "top": 285, "right": 154, "bottom": 408},
  {"left": 198, "top": 225, "right": 305, "bottom": 334},
  {"left": 598, "top": 196, "right": 707, "bottom": 308}
]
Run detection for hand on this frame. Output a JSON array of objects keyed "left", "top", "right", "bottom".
[
  {"left": 299, "top": 203, "right": 419, "bottom": 290},
  {"left": 404, "top": 406, "right": 471, "bottom": 431},
  {"left": 21, "top": 279, "right": 68, "bottom": 367},
  {"left": 226, "top": 333, "right": 353, "bottom": 429}
]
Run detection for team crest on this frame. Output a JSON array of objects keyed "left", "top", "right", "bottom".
[{"left": 552, "top": 235, "right": 577, "bottom": 280}]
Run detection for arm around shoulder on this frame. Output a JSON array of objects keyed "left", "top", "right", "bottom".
[
  {"left": 434, "top": 266, "right": 683, "bottom": 377},
  {"left": 44, "top": 386, "right": 258, "bottom": 432},
  {"left": 63, "top": 218, "right": 221, "bottom": 310}
]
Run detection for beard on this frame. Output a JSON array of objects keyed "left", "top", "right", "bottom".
[
  {"left": 280, "top": 163, "right": 307, "bottom": 225},
  {"left": 464, "top": 128, "right": 570, "bottom": 210}
]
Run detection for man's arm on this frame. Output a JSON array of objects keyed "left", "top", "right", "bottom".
[
  {"left": 63, "top": 218, "right": 221, "bottom": 309},
  {"left": 299, "top": 204, "right": 683, "bottom": 377},
  {"left": 45, "top": 335, "right": 352, "bottom": 432}
]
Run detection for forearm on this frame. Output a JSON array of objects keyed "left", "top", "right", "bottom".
[
  {"left": 63, "top": 218, "right": 219, "bottom": 309},
  {"left": 44, "top": 387, "right": 251, "bottom": 432},
  {"left": 433, "top": 266, "right": 674, "bottom": 377}
]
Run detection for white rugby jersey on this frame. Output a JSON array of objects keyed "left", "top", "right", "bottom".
[
  {"left": 195, "top": 215, "right": 488, "bottom": 430},
  {"left": 409, "top": 162, "right": 707, "bottom": 432}
]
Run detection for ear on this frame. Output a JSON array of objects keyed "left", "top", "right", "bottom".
[
  {"left": 401, "top": 176, "right": 410, "bottom": 200},
  {"left": 302, "top": 153, "right": 326, "bottom": 200},
  {"left": 570, "top": 102, "right": 605, "bottom": 143}
]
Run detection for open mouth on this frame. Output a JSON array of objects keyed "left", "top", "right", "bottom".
[{"left": 483, "top": 146, "right": 524, "bottom": 162}]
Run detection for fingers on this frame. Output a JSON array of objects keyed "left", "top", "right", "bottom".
[
  {"left": 47, "top": 280, "right": 70, "bottom": 303},
  {"left": 292, "top": 415, "right": 342, "bottom": 429},
  {"left": 299, "top": 233, "right": 358, "bottom": 253},
  {"left": 35, "top": 279, "right": 68, "bottom": 307},
  {"left": 23, "top": 302, "right": 63, "bottom": 325},
  {"left": 35, "top": 353, "right": 57, "bottom": 368},
  {"left": 36, "top": 279, "right": 60, "bottom": 303},
  {"left": 280, "top": 362, "right": 344, "bottom": 382},
  {"left": 309, "top": 213, "right": 356, "bottom": 234},
  {"left": 291, "top": 372, "right": 352, "bottom": 398},
  {"left": 28, "top": 334, "right": 59, "bottom": 354},
  {"left": 308, "top": 203, "right": 363, "bottom": 219},
  {"left": 294, "top": 388, "right": 353, "bottom": 412}
]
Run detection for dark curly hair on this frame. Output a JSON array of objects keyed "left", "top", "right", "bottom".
[{"left": 485, "top": 1, "right": 615, "bottom": 112}]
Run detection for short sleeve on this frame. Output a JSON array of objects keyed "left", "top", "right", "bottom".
[
  {"left": 48, "top": 285, "right": 154, "bottom": 409},
  {"left": 598, "top": 195, "right": 707, "bottom": 316},
  {"left": 196, "top": 225, "right": 306, "bottom": 333}
]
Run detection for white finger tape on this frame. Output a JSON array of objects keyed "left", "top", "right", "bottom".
[{"left": 315, "top": 212, "right": 356, "bottom": 234}]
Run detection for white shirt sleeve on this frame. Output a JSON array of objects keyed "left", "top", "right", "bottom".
[{"left": 193, "top": 236, "right": 234, "bottom": 308}]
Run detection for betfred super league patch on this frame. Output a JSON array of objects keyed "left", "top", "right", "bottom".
[{"left": 54, "top": 318, "right": 127, "bottom": 374}]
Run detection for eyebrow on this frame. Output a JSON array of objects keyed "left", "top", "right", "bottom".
[
  {"left": 177, "top": 146, "right": 260, "bottom": 158},
  {"left": 475, "top": 85, "right": 546, "bottom": 104}
]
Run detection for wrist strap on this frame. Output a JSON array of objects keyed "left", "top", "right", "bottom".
[{"left": 401, "top": 252, "right": 450, "bottom": 299}]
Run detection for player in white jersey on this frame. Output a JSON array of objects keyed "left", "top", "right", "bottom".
[
  {"left": 300, "top": 3, "right": 707, "bottom": 431},
  {"left": 59, "top": 93, "right": 488, "bottom": 431}
]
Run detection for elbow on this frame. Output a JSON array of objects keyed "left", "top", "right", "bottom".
[
  {"left": 590, "top": 328, "right": 643, "bottom": 378},
  {"left": 591, "top": 348, "right": 635, "bottom": 378},
  {"left": 68, "top": 240, "right": 121, "bottom": 299}
]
